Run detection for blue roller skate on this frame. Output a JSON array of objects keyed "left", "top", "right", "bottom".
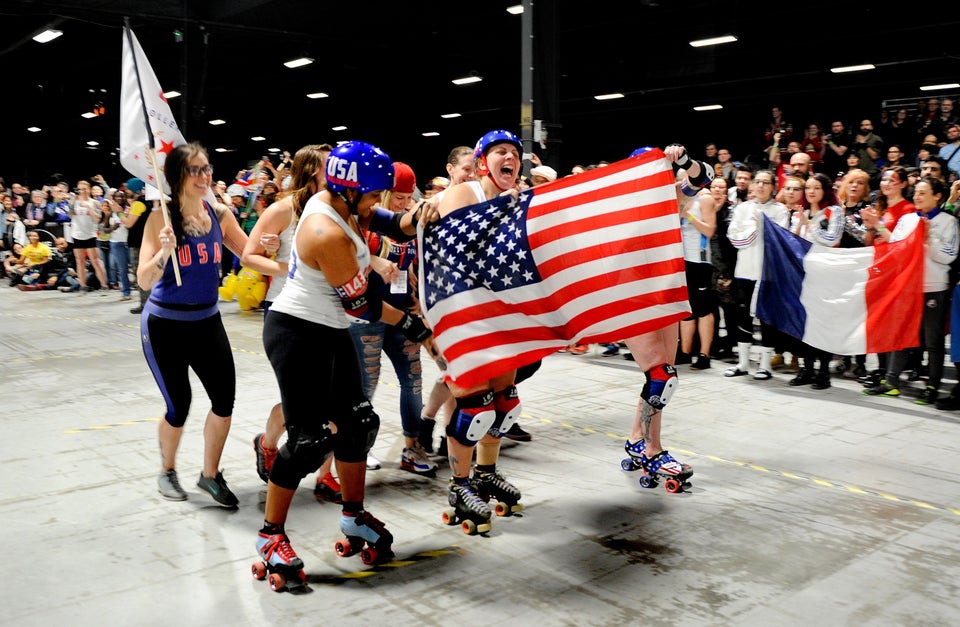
[
  {"left": 252, "top": 532, "right": 307, "bottom": 592},
  {"left": 335, "top": 510, "right": 394, "bottom": 565},
  {"left": 620, "top": 439, "right": 693, "bottom": 493}
]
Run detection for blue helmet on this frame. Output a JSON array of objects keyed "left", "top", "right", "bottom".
[
  {"left": 473, "top": 129, "right": 522, "bottom": 161},
  {"left": 325, "top": 141, "right": 394, "bottom": 195},
  {"left": 630, "top": 146, "right": 655, "bottom": 157}
]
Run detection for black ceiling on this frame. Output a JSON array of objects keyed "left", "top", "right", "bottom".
[{"left": 3, "top": 0, "right": 958, "bottom": 189}]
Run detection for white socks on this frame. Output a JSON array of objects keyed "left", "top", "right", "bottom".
[{"left": 737, "top": 342, "right": 751, "bottom": 371}]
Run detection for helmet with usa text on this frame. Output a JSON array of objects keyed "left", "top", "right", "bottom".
[
  {"left": 630, "top": 146, "right": 655, "bottom": 157},
  {"left": 325, "top": 141, "right": 394, "bottom": 195},
  {"left": 473, "top": 129, "right": 522, "bottom": 161}
]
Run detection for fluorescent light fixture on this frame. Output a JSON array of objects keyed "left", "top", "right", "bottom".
[
  {"left": 441, "top": 112, "right": 461, "bottom": 119},
  {"left": 422, "top": 131, "right": 440, "bottom": 137},
  {"left": 507, "top": 4, "right": 524, "bottom": 14},
  {"left": 594, "top": 92, "right": 624, "bottom": 101},
  {"left": 215, "top": 148, "right": 228, "bottom": 153},
  {"left": 27, "top": 126, "right": 41, "bottom": 132},
  {"left": 283, "top": 57, "right": 313, "bottom": 69},
  {"left": 163, "top": 90, "right": 181, "bottom": 99},
  {"left": 306, "top": 92, "right": 328, "bottom": 99},
  {"left": 209, "top": 119, "right": 226, "bottom": 125},
  {"left": 81, "top": 112, "right": 96, "bottom": 119},
  {"left": 694, "top": 104, "right": 723, "bottom": 111},
  {"left": 87, "top": 141, "right": 99, "bottom": 146},
  {"left": 452, "top": 75, "right": 483, "bottom": 86},
  {"left": 250, "top": 136, "right": 266, "bottom": 141},
  {"left": 920, "top": 83, "right": 960, "bottom": 91},
  {"left": 33, "top": 29, "right": 63, "bottom": 44},
  {"left": 332, "top": 125, "right": 347, "bottom": 131},
  {"left": 689, "top": 35, "right": 737, "bottom": 47},
  {"left": 830, "top": 64, "right": 875, "bottom": 74}
]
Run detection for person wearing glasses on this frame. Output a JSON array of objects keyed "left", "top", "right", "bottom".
[
  {"left": 136, "top": 142, "right": 250, "bottom": 506},
  {"left": 725, "top": 170, "right": 790, "bottom": 380}
]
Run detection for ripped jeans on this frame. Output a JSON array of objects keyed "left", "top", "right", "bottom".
[{"left": 349, "top": 320, "right": 423, "bottom": 438}]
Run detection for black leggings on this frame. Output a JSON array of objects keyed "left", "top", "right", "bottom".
[{"left": 142, "top": 312, "right": 235, "bottom": 427}]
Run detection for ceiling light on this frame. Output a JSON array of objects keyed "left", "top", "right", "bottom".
[
  {"left": 306, "top": 92, "right": 328, "bottom": 99},
  {"left": 283, "top": 57, "right": 313, "bottom": 69},
  {"left": 689, "top": 35, "right": 737, "bottom": 47},
  {"left": 506, "top": 4, "right": 524, "bottom": 14},
  {"left": 268, "top": 147, "right": 281, "bottom": 153},
  {"left": 81, "top": 112, "right": 96, "bottom": 119},
  {"left": 209, "top": 119, "right": 226, "bottom": 125},
  {"left": 594, "top": 93, "right": 624, "bottom": 101},
  {"left": 422, "top": 131, "right": 440, "bottom": 137},
  {"left": 87, "top": 141, "right": 99, "bottom": 146},
  {"left": 441, "top": 113, "right": 461, "bottom": 119},
  {"left": 163, "top": 90, "right": 181, "bottom": 99},
  {"left": 33, "top": 29, "right": 63, "bottom": 44},
  {"left": 830, "top": 64, "right": 875, "bottom": 74},
  {"left": 452, "top": 75, "right": 483, "bottom": 86},
  {"left": 920, "top": 83, "right": 960, "bottom": 91},
  {"left": 693, "top": 104, "right": 723, "bottom": 111},
  {"left": 27, "top": 126, "right": 41, "bottom": 132},
  {"left": 215, "top": 148, "right": 228, "bottom": 153},
  {"left": 332, "top": 125, "right": 347, "bottom": 131},
  {"left": 251, "top": 136, "right": 266, "bottom": 141}
]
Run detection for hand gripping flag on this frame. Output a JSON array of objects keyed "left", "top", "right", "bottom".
[
  {"left": 419, "top": 149, "right": 691, "bottom": 389},
  {"left": 757, "top": 216, "right": 925, "bottom": 355},
  {"left": 119, "top": 25, "right": 185, "bottom": 195}
]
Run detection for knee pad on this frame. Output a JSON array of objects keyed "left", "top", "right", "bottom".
[
  {"left": 489, "top": 385, "right": 522, "bottom": 438},
  {"left": 446, "top": 390, "right": 495, "bottom": 446},
  {"left": 334, "top": 399, "right": 380, "bottom": 463},
  {"left": 273, "top": 424, "right": 335, "bottom": 488},
  {"left": 642, "top": 364, "right": 678, "bottom": 409}
]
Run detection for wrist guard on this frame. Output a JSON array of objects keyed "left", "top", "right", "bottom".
[{"left": 398, "top": 312, "right": 432, "bottom": 343}]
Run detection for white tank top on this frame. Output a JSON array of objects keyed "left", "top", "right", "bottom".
[
  {"left": 265, "top": 210, "right": 295, "bottom": 302},
  {"left": 270, "top": 197, "right": 370, "bottom": 328},
  {"left": 680, "top": 197, "right": 710, "bottom": 264},
  {"left": 71, "top": 198, "right": 101, "bottom": 240}
]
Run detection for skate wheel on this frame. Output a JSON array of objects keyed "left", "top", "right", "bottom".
[
  {"left": 268, "top": 572, "right": 285, "bottom": 592},
  {"left": 335, "top": 539, "right": 353, "bottom": 557},
  {"left": 251, "top": 561, "right": 267, "bottom": 580},
  {"left": 477, "top": 521, "right": 492, "bottom": 534},
  {"left": 441, "top": 509, "right": 458, "bottom": 526},
  {"left": 511, "top": 503, "right": 524, "bottom": 514},
  {"left": 664, "top": 478, "right": 682, "bottom": 494},
  {"left": 494, "top": 501, "right": 510, "bottom": 517},
  {"left": 620, "top": 459, "right": 635, "bottom": 472},
  {"left": 360, "top": 548, "right": 377, "bottom": 565},
  {"left": 638, "top": 475, "right": 656, "bottom": 489},
  {"left": 462, "top": 519, "right": 478, "bottom": 535}
]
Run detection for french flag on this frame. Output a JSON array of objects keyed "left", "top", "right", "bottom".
[{"left": 757, "top": 216, "right": 925, "bottom": 356}]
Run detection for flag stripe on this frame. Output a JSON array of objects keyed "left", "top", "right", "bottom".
[{"left": 421, "top": 149, "right": 691, "bottom": 388}]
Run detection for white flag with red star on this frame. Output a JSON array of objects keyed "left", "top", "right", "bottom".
[{"left": 119, "top": 26, "right": 184, "bottom": 195}]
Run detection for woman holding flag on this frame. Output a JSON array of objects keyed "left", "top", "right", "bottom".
[{"left": 138, "top": 142, "right": 250, "bottom": 506}]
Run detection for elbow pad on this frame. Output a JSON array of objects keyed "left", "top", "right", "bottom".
[
  {"left": 398, "top": 312, "right": 432, "bottom": 343},
  {"left": 368, "top": 207, "right": 413, "bottom": 242},
  {"left": 334, "top": 271, "right": 384, "bottom": 323},
  {"left": 680, "top": 163, "right": 715, "bottom": 196}
]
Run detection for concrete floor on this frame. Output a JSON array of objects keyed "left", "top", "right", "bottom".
[{"left": 2, "top": 284, "right": 960, "bottom": 627}]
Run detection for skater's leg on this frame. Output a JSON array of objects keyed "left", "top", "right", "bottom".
[
  {"left": 201, "top": 409, "right": 231, "bottom": 479},
  {"left": 262, "top": 402, "right": 285, "bottom": 450}
]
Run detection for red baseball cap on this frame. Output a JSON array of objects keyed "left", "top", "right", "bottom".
[{"left": 392, "top": 162, "right": 416, "bottom": 194}]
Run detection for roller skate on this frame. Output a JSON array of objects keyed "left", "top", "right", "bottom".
[
  {"left": 251, "top": 531, "right": 307, "bottom": 592},
  {"left": 313, "top": 472, "right": 342, "bottom": 504},
  {"left": 475, "top": 469, "right": 523, "bottom": 517},
  {"left": 253, "top": 433, "right": 277, "bottom": 484},
  {"left": 334, "top": 510, "right": 394, "bottom": 565},
  {"left": 442, "top": 478, "right": 492, "bottom": 535},
  {"left": 620, "top": 439, "right": 693, "bottom": 493}
]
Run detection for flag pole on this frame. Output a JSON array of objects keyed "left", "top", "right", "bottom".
[{"left": 124, "top": 18, "right": 181, "bottom": 286}]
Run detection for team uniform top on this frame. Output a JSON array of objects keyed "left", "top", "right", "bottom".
[
  {"left": 270, "top": 197, "right": 370, "bottom": 328},
  {"left": 149, "top": 201, "right": 224, "bottom": 313}
]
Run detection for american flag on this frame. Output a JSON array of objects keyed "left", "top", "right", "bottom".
[{"left": 419, "top": 149, "right": 691, "bottom": 389}]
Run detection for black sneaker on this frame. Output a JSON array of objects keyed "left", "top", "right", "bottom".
[
  {"left": 935, "top": 394, "right": 960, "bottom": 411},
  {"left": 197, "top": 471, "right": 239, "bottom": 507},
  {"left": 914, "top": 386, "right": 938, "bottom": 406},
  {"left": 504, "top": 423, "right": 532, "bottom": 442},
  {"left": 689, "top": 353, "right": 711, "bottom": 370},
  {"left": 601, "top": 344, "right": 620, "bottom": 357},
  {"left": 130, "top": 306, "right": 143, "bottom": 314}
]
